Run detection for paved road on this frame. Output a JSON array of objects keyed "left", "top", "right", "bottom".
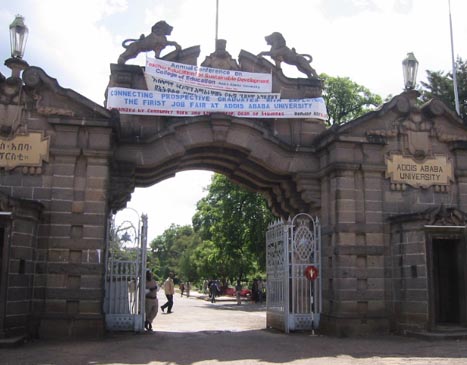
[
  {"left": 155, "top": 290, "right": 266, "bottom": 332},
  {"left": 3, "top": 291, "right": 467, "bottom": 365}
]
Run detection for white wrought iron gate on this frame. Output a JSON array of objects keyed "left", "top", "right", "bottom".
[
  {"left": 266, "top": 213, "right": 321, "bottom": 332},
  {"left": 103, "top": 211, "right": 148, "bottom": 332}
]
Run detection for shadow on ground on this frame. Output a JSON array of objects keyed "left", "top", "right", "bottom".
[
  {"left": 207, "top": 302, "right": 267, "bottom": 312},
  {"left": 5, "top": 329, "right": 467, "bottom": 365}
]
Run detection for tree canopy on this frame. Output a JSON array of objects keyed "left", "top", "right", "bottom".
[
  {"left": 192, "top": 174, "right": 273, "bottom": 282},
  {"left": 149, "top": 223, "right": 201, "bottom": 282},
  {"left": 320, "top": 73, "right": 382, "bottom": 126},
  {"left": 148, "top": 174, "right": 274, "bottom": 285},
  {"left": 420, "top": 57, "right": 467, "bottom": 124}
]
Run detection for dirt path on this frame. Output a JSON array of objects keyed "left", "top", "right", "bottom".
[{"left": 3, "top": 291, "right": 467, "bottom": 365}]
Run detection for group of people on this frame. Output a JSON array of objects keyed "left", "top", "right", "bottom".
[
  {"left": 144, "top": 270, "right": 175, "bottom": 332},
  {"left": 144, "top": 273, "right": 267, "bottom": 331},
  {"left": 203, "top": 278, "right": 266, "bottom": 304},
  {"left": 179, "top": 281, "right": 191, "bottom": 297}
]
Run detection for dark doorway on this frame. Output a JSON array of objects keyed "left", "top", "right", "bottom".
[
  {"left": 0, "top": 225, "right": 6, "bottom": 287},
  {"left": 432, "top": 238, "right": 465, "bottom": 325}
]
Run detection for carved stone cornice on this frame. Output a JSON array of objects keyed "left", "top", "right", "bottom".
[
  {"left": 388, "top": 205, "right": 467, "bottom": 226},
  {"left": 21, "top": 66, "right": 111, "bottom": 119}
]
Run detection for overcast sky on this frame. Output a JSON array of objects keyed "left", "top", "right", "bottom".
[{"left": 0, "top": 0, "right": 466, "bottom": 240}]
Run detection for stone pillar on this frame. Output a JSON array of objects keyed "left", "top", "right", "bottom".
[
  {"left": 35, "top": 123, "right": 112, "bottom": 338},
  {"left": 321, "top": 165, "right": 389, "bottom": 336}
]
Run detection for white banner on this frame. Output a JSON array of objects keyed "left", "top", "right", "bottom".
[
  {"left": 145, "top": 74, "right": 280, "bottom": 100},
  {"left": 145, "top": 57, "right": 272, "bottom": 93},
  {"left": 107, "top": 87, "right": 328, "bottom": 120}
]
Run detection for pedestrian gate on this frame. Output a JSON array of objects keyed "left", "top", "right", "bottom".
[
  {"left": 103, "top": 212, "right": 148, "bottom": 331},
  {"left": 266, "top": 213, "right": 321, "bottom": 332}
]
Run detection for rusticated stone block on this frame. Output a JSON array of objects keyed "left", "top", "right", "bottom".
[
  {"left": 48, "top": 249, "right": 69, "bottom": 263},
  {"left": 67, "top": 300, "right": 79, "bottom": 314},
  {"left": 79, "top": 300, "right": 101, "bottom": 314},
  {"left": 67, "top": 275, "right": 81, "bottom": 290},
  {"left": 69, "top": 250, "right": 82, "bottom": 263},
  {"left": 46, "top": 273, "right": 66, "bottom": 288},
  {"left": 80, "top": 275, "right": 103, "bottom": 289}
]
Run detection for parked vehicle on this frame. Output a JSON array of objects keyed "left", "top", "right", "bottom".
[{"left": 222, "top": 286, "right": 251, "bottom": 297}]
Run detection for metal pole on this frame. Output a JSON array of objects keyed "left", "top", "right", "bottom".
[
  {"left": 215, "top": 0, "right": 219, "bottom": 46},
  {"left": 138, "top": 214, "right": 148, "bottom": 331},
  {"left": 448, "top": 0, "right": 461, "bottom": 115}
]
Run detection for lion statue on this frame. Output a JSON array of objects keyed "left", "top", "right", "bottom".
[
  {"left": 117, "top": 21, "right": 181, "bottom": 64},
  {"left": 258, "top": 32, "right": 318, "bottom": 78}
]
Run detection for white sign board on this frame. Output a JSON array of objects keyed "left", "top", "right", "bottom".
[
  {"left": 145, "top": 57, "right": 273, "bottom": 93},
  {"left": 107, "top": 87, "right": 328, "bottom": 120},
  {"left": 145, "top": 74, "right": 280, "bottom": 100}
]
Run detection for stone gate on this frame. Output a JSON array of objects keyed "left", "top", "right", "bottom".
[{"left": 1, "top": 34, "right": 467, "bottom": 340}]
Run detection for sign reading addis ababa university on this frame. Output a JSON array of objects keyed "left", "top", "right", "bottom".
[
  {"left": 107, "top": 87, "right": 328, "bottom": 119},
  {"left": 386, "top": 154, "right": 453, "bottom": 188},
  {"left": 145, "top": 57, "right": 272, "bottom": 93}
]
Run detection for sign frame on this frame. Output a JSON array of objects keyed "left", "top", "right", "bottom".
[{"left": 385, "top": 153, "right": 453, "bottom": 188}]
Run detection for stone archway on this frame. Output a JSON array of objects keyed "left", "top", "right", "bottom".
[
  {"left": 110, "top": 114, "right": 322, "bottom": 218},
  {"left": 5, "top": 32, "right": 467, "bottom": 341},
  {"left": 107, "top": 50, "right": 326, "bottom": 219}
]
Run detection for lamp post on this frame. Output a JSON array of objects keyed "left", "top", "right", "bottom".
[
  {"left": 5, "top": 15, "right": 29, "bottom": 79},
  {"left": 402, "top": 52, "right": 419, "bottom": 90},
  {"left": 10, "top": 15, "right": 28, "bottom": 59}
]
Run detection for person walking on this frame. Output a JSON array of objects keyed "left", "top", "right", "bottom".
[
  {"left": 235, "top": 280, "right": 242, "bottom": 305},
  {"left": 258, "top": 278, "right": 264, "bottom": 303},
  {"left": 144, "top": 270, "right": 159, "bottom": 331},
  {"left": 210, "top": 280, "right": 220, "bottom": 303},
  {"left": 185, "top": 281, "right": 191, "bottom": 297},
  {"left": 161, "top": 272, "right": 175, "bottom": 313}
]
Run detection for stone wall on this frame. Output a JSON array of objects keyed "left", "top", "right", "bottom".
[
  {"left": 317, "top": 93, "right": 467, "bottom": 336},
  {"left": 389, "top": 220, "right": 429, "bottom": 333},
  {"left": 35, "top": 122, "right": 112, "bottom": 338},
  {"left": 0, "top": 85, "right": 113, "bottom": 337},
  {"left": 0, "top": 194, "right": 42, "bottom": 337}
]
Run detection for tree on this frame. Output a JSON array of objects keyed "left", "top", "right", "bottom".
[
  {"left": 148, "top": 224, "right": 200, "bottom": 281},
  {"left": 420, "top": 57, "right": 467, "bottom": 124},
  {"left": 192, "top": 174, "right": 274, "bottom": 282},
  {"left": 320, "top": 73, "right": 382, "bottom": 126}
]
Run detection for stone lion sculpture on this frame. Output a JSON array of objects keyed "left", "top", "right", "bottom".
[
  {"left": 258, "top": 32, "right": 318, "bottom": 78},
  {"left": 117, "top": 20, "right": 181, "bottom": 64}
]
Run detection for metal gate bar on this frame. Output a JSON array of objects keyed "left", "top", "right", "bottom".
[
  {"left": 104, "top": 212, "right": 148, "bottom": 332},
  {"left": 266, "top": 213, "right": 321, "bottom": 333}
]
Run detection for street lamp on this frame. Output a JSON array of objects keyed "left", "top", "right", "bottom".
[
  {"left": 5, "top": 15, "right": 29, "bottom": 79},
  {"left": 9, "top": 15, "right": 29, "bottom": 59},
  {"left": 402, "top": 52, "right": 418, "bottom": 90}
]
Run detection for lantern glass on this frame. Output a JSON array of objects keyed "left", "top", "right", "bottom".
[
  {"left": 9, "top": 15, "right": 29, "bottom": 59},
  {"left": 402, "top": 52, "right": 419, "bottom": 90}
]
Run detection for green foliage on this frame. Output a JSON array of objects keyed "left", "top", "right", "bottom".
[
  {"left": 192, "top": 174, "right": 273, "bottom": 282},
  {"left": 420, "top": 57, "right": 467, "bottom": 124},
  {"left": 148, "top": 174, "right": 274, "bottom": 287},
  {"left": 320, "top": 73, "right": 382, "bottom": 126},
  {"left": 149, "top": 224, "right": 201, "bottom": 282}
]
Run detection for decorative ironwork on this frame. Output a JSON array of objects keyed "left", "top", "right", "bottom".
[
  {"left": 104, "top": 209, "right": 148, "bottom": 332},
  {"left": 266, "top": 213, "right": 321, "bottom": 333}
]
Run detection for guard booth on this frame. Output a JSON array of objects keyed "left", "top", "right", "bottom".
[
  {"left": 266, "top": 213, "right": 322, "bottom": 332},
  {"left": 103, "top": 211, "right": 148, "bottom": 332}
]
